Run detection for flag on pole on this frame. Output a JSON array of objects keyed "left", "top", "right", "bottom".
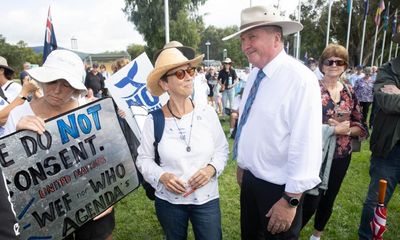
[
  {"left": 347, "top": 0, "right": 352, "bottom": 13},
  {"left": 43, "top": 6, "right": 57, "bottom": 63},
  {"left": 363, "top": 0, "right": 369, "bottom": 21},
  {"left": 383, "top": 8, "right": 390, "bottom": 30},
  {"left": 375, "top": 0, "right": 386, "bottom": 26}
]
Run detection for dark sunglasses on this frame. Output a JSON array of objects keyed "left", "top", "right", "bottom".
[
  {"left": 323, "top": 59, "right": 347, "bottom": 66},
  {"left": 165, "top": 67, "right": 196, "bottom": 80}
]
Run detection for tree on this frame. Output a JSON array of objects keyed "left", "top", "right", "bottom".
[
  {"left": 127, "top": 43, "right": 145, "bottom": 59},
  {"left": 123, "top": 0, "right": 206, "bottom": 61},
  {"left": 298, "top": 0, "right": 400, "bottom": 67},
  {"left": 0, "top": 35, "right": 42, "bottom": 77},
  {"left": 198, "top": 25, "right": 248, "bottom": 68}
]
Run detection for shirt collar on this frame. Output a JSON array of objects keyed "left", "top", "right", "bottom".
[{"left": 259, "top": 50, "right": 286, "bottom": 79}]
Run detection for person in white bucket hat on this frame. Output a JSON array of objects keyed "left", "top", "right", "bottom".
[
  {"left": 3, "top": 50, "right": 88, "bottom": 134},
  {"left": 224, "top": 5, "right": 322, "bottom": 239},
  {"left": 137, "top": 41, "right": 228, "bottom": 239},
  {"left": 3, "top": 50, "right": 118, "bottom": 240}
]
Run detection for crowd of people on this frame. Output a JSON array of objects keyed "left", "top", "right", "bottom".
[{"left": 0, "top": 4, "right": 399, "bottom": 240}]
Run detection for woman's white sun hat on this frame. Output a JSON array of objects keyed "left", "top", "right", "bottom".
[{"left": 27, "top": 50, "right": 87, "bottom": 95}]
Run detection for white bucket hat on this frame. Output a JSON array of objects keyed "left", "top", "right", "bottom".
[
  {"left": 223, "top": 5, "right": 303, "bottom": 41},
  {"left": 27, "top": 50, "right": 87, "bottom": 95}
]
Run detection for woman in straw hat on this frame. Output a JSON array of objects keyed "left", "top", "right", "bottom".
[
  {"left": 137, "top": 41, "right": 228, "bottom": 239},
  {"left": 3, "top": 50, "right": 116, "bottom": 240}
]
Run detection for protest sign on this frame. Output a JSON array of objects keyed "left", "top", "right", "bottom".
[
  {"left": 0, "top": 97, "right": 139, "bottom": 239},
  {"left": 105, "top": 53, "right": 168, "bottom": 137}
]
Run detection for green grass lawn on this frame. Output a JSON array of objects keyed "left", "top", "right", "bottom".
[{"left": 113, "top": 118, "right": 400, "bottom": 239}]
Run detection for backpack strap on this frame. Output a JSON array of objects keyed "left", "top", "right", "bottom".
[
  {"left": 0, "top": 87, "right": 8, "bottom": 104},
  {"left": 149, "top": 108, "right": 165, "bottom": 165}
]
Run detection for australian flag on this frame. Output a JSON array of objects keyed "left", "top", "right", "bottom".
[{"left": 43, "top": 7, "right": 57, "bottom": 63}]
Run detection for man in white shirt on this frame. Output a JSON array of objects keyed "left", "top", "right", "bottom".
[{"left": 223, "top": 6, "right": 322, "bottom": 239}]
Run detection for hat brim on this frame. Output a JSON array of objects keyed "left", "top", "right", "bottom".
[
  {"left": 27, "top": 67, "right": 87, "bottom": 95},
  {"left": 222, "top": 21, "right": 303, "bottom": 41},
  {"left": 393, "top": 33, "right": 400, "bottom": 44},
  {"left": 0, "top": 65, "right": 15, "bottom": 74},
  {"left": 147, "top": 54, "right": 204, "bottom": 96}
]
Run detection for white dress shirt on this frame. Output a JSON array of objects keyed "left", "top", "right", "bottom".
[
  {"left": 237, "top": 50, "right": 322, "bottom": 194},
  {"left": 137, "top": 104, "right": 228, "bottom": 205}
]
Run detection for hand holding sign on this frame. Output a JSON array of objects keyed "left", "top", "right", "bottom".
[{"left": 16, "top": 115, "right": 46, "bottom": 134}]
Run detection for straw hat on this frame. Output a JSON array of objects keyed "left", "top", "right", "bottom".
[
  {"left": 223, "top": 5, "right": 303, "bottom": 41},
  {"left": 393, "top": 32, "right": 400, "bottom": 44},
  {"left": 27, "top": 50, "right": 87, "bottom": 95},
  {"left": 0, "top": 56, "right": 15, "bottom": 74},
  {"left": 147, "top": 41, "right": 204, "bottom": 96}
]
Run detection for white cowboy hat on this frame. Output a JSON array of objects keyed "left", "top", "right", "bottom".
[
  {"left": 222, "top": 5, "right": 303, "bottom": 41},
  {"left": 27, "top": 50, "right": 87, "bottom": 95},
  {"left": 147, "top": 41, "right": 204, "bottom": 97},
  {"left": 222, "top": 58, "right": 233, "bottom": 64}
]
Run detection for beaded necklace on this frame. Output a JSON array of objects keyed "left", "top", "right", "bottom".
[{"left": 167, "top": 99, "right": 195, "bottom": 152}]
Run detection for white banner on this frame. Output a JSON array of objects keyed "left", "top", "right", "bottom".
[
  {"left": 105, "top": 53, "right": 168, "bottom": 137},
  {"left": 0, "top": 98, "right": 139, "bottom": 239}
]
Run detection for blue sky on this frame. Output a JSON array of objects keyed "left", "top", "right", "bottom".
[{"left": 0, "top": 0, "right": 300, "bottom": 53}]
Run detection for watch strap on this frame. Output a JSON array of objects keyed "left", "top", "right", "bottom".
[
  {"left": 19, "top": 94, "right": 27, "bottom": 101},
  {"left": 282, "top": 193, "right": 300, "bottom": 207}
]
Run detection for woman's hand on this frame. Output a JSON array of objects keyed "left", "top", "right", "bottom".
[
  {"left": 117, "top": 108, "right": 126, "bottom": 118},
  {"left": 188, "top": 165, "right": 215, "bottom": 189},
  {"left": 21, "top": 79, "right": 40, "bottom": 97},
  {"left": 329, "top": 119, "right": 350, "bottom": 135},
  {"left": 16, "top": 115, "right": 46, "bottom": 134},
  {"left": 159, "top": 172, "right": 186, "bottom": 194},
  {"left": 93, "top": 206, "right": 113, "bottom": 221}
]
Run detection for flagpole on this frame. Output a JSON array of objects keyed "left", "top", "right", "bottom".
[
  {"left": 164, "top": 0, "right": 170, "bottom": 44},
  {"left": 360, "top": 19, "right": 367, "bottom": 65},
  {"left": 371, "top": 26, "right": 379, "bottom": 66},
  {"left": 380, "top": 2, "right": 390, "bottom": 66},
  {"left": 389, "top": 9, "right": 398, "bottom": 60},
  {"left": 389, "top": 41, "right": 394, "bottom": 61},
  {"left": 380, "top": 30, "right": 387, "bottom": 65},
  {"left": 346, "top": 0, "right": 353, "bottom": 50},
  {"left": 296, "top": 0, "right": 301, "bottom": 59},
  {"left": 396, "top": 44, "right": 399, "bottom": 57},
  {"left": 326, "top": 1, "right": 332, "bottom": 47}
]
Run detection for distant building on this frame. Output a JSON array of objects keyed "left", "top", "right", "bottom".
[{"left": 30, "top": 46, "right": 131, "bottom": 73}]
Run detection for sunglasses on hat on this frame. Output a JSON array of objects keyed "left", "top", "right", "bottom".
[
  {"left": 165, "top": 67, "right": 196, "bottom": 80},
  {"left": 323, "top": 59, "right": 347, "bottom": 67}
]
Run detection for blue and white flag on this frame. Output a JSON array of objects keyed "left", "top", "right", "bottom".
[{"left": 43, "top": 7, "right": 57, "bottom": 63}]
